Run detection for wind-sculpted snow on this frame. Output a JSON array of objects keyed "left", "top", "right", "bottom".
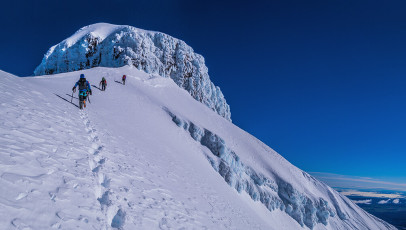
[
  {"left": 165, "top": 109, "right": 385, "bottom": 229},
  {"left": 1, "top": 67, "right": 396, "bottom": 230},
  {"left": 34, "top": 23, "right": 231, "bottom": 121}
]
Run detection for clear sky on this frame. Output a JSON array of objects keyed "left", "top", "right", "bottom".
[{"left": 0, "top": 0, "right": 405, "bottom": 186}]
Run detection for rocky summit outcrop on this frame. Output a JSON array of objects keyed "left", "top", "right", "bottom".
[{"left": 34, "top": 23, "right": 231, "bottom": 121}]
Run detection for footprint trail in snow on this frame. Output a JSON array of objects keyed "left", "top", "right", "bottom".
[
  {"left": 80, "top": 111, "right": 126, "bottom": 229},
  {"left": 0, "top": 67, "right": 394, "bottom": 230}
]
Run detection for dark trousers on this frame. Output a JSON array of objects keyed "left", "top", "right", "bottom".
[{"left": 79, "top": 94, "right": 87, "bottom": 101}]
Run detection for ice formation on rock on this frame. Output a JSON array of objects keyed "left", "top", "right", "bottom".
[{"left": 34, "top": 23, "right": 231, "bottom": 121}]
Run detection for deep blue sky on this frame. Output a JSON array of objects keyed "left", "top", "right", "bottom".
[{"left": 1, "top": 0, "right": 405, "bottom": 185}]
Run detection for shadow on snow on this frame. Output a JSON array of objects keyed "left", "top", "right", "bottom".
[
  {"left": 66, "top": 93, "right": 78, "bottom": 100},
  {"left": 91, "top": 85, "right": 103, "bottom": 91},
  {"left": 54, "top": 93, "right": 79, "bottom": 108}
]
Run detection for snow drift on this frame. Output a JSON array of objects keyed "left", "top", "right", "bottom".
[
  {"left": 33, "top": 23, "right": 231, "bottom": 121},
  {"left": 0, "top": 66, "right": 396, "bottom": 229}
]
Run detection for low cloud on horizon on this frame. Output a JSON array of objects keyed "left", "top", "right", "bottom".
[
  {"left": 353, "top": 199, "right": 372, "bottom": 205},
  {"left": 378, "top": 199, "right": 391, "bottom": 204},
  {"left": 341, "top": 191, "right": 404, "bottom": 199},
  {"left": 309, "top": 172, "right": 406, "bottom": 192}
]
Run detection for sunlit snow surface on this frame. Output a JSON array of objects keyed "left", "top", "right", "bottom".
[
  {"left": 0, "top": 67, "right": 396, "bottom": 229},
  {"left": 34, "top": 23, "right": 231, "bottom": 121}
]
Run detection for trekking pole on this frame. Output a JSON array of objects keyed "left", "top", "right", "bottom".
[
  {"left": 88, "top": 94, "right": 91, "bottom": 103},
  {"left": 71, "top": 89, "right": 74, "bottom": 103}
]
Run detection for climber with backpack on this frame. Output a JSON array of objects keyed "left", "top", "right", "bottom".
[
  {"left": 122, "top": 75, "right": 126, "bottom": 85},
  {"left": 99, "top": 77, "right": 107, "bottom": 91},
  {"left": 72, "top": 74, "right": 92, "bottom": 109}
]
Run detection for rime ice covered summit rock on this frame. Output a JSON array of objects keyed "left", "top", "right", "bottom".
[{"left": 34, "top": 23, "right": 231, "bottom": 121}]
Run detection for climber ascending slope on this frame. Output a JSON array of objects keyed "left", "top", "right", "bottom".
[
  {"left": 99, "top": 77, "right": 107, "bottom": 91},
  {"left": 72, "top": 74, "right": 92, "bottom": 109},
  {"left": 122, "top": 75, "right": 126, "bottom": 85}
]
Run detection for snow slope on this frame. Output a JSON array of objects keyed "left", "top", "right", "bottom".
[
  {"left": 33, "top": 23, "right": 231, "bottom": 121},
  {"left": 0, "top": 67, "right": 396, "bottom": 230}
]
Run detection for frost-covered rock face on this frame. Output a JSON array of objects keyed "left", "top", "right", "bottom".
[
  {"left": 164, "top": 108, "right": 389, "bottom": 229},
  {"left": 34, "top": 23, "right": 231, "bottom": 121}
]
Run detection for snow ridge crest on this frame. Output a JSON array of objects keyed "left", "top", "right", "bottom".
[{"left": 34, "top": 23, "right": 231, "bottom": 121}]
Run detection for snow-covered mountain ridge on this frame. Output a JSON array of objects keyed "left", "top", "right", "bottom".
[
  {"left": 0, "top": 67, "right": 396, "bottom": 229},
  {"left": 34, "top": 23, "right": 231, "bottom": 121}
]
